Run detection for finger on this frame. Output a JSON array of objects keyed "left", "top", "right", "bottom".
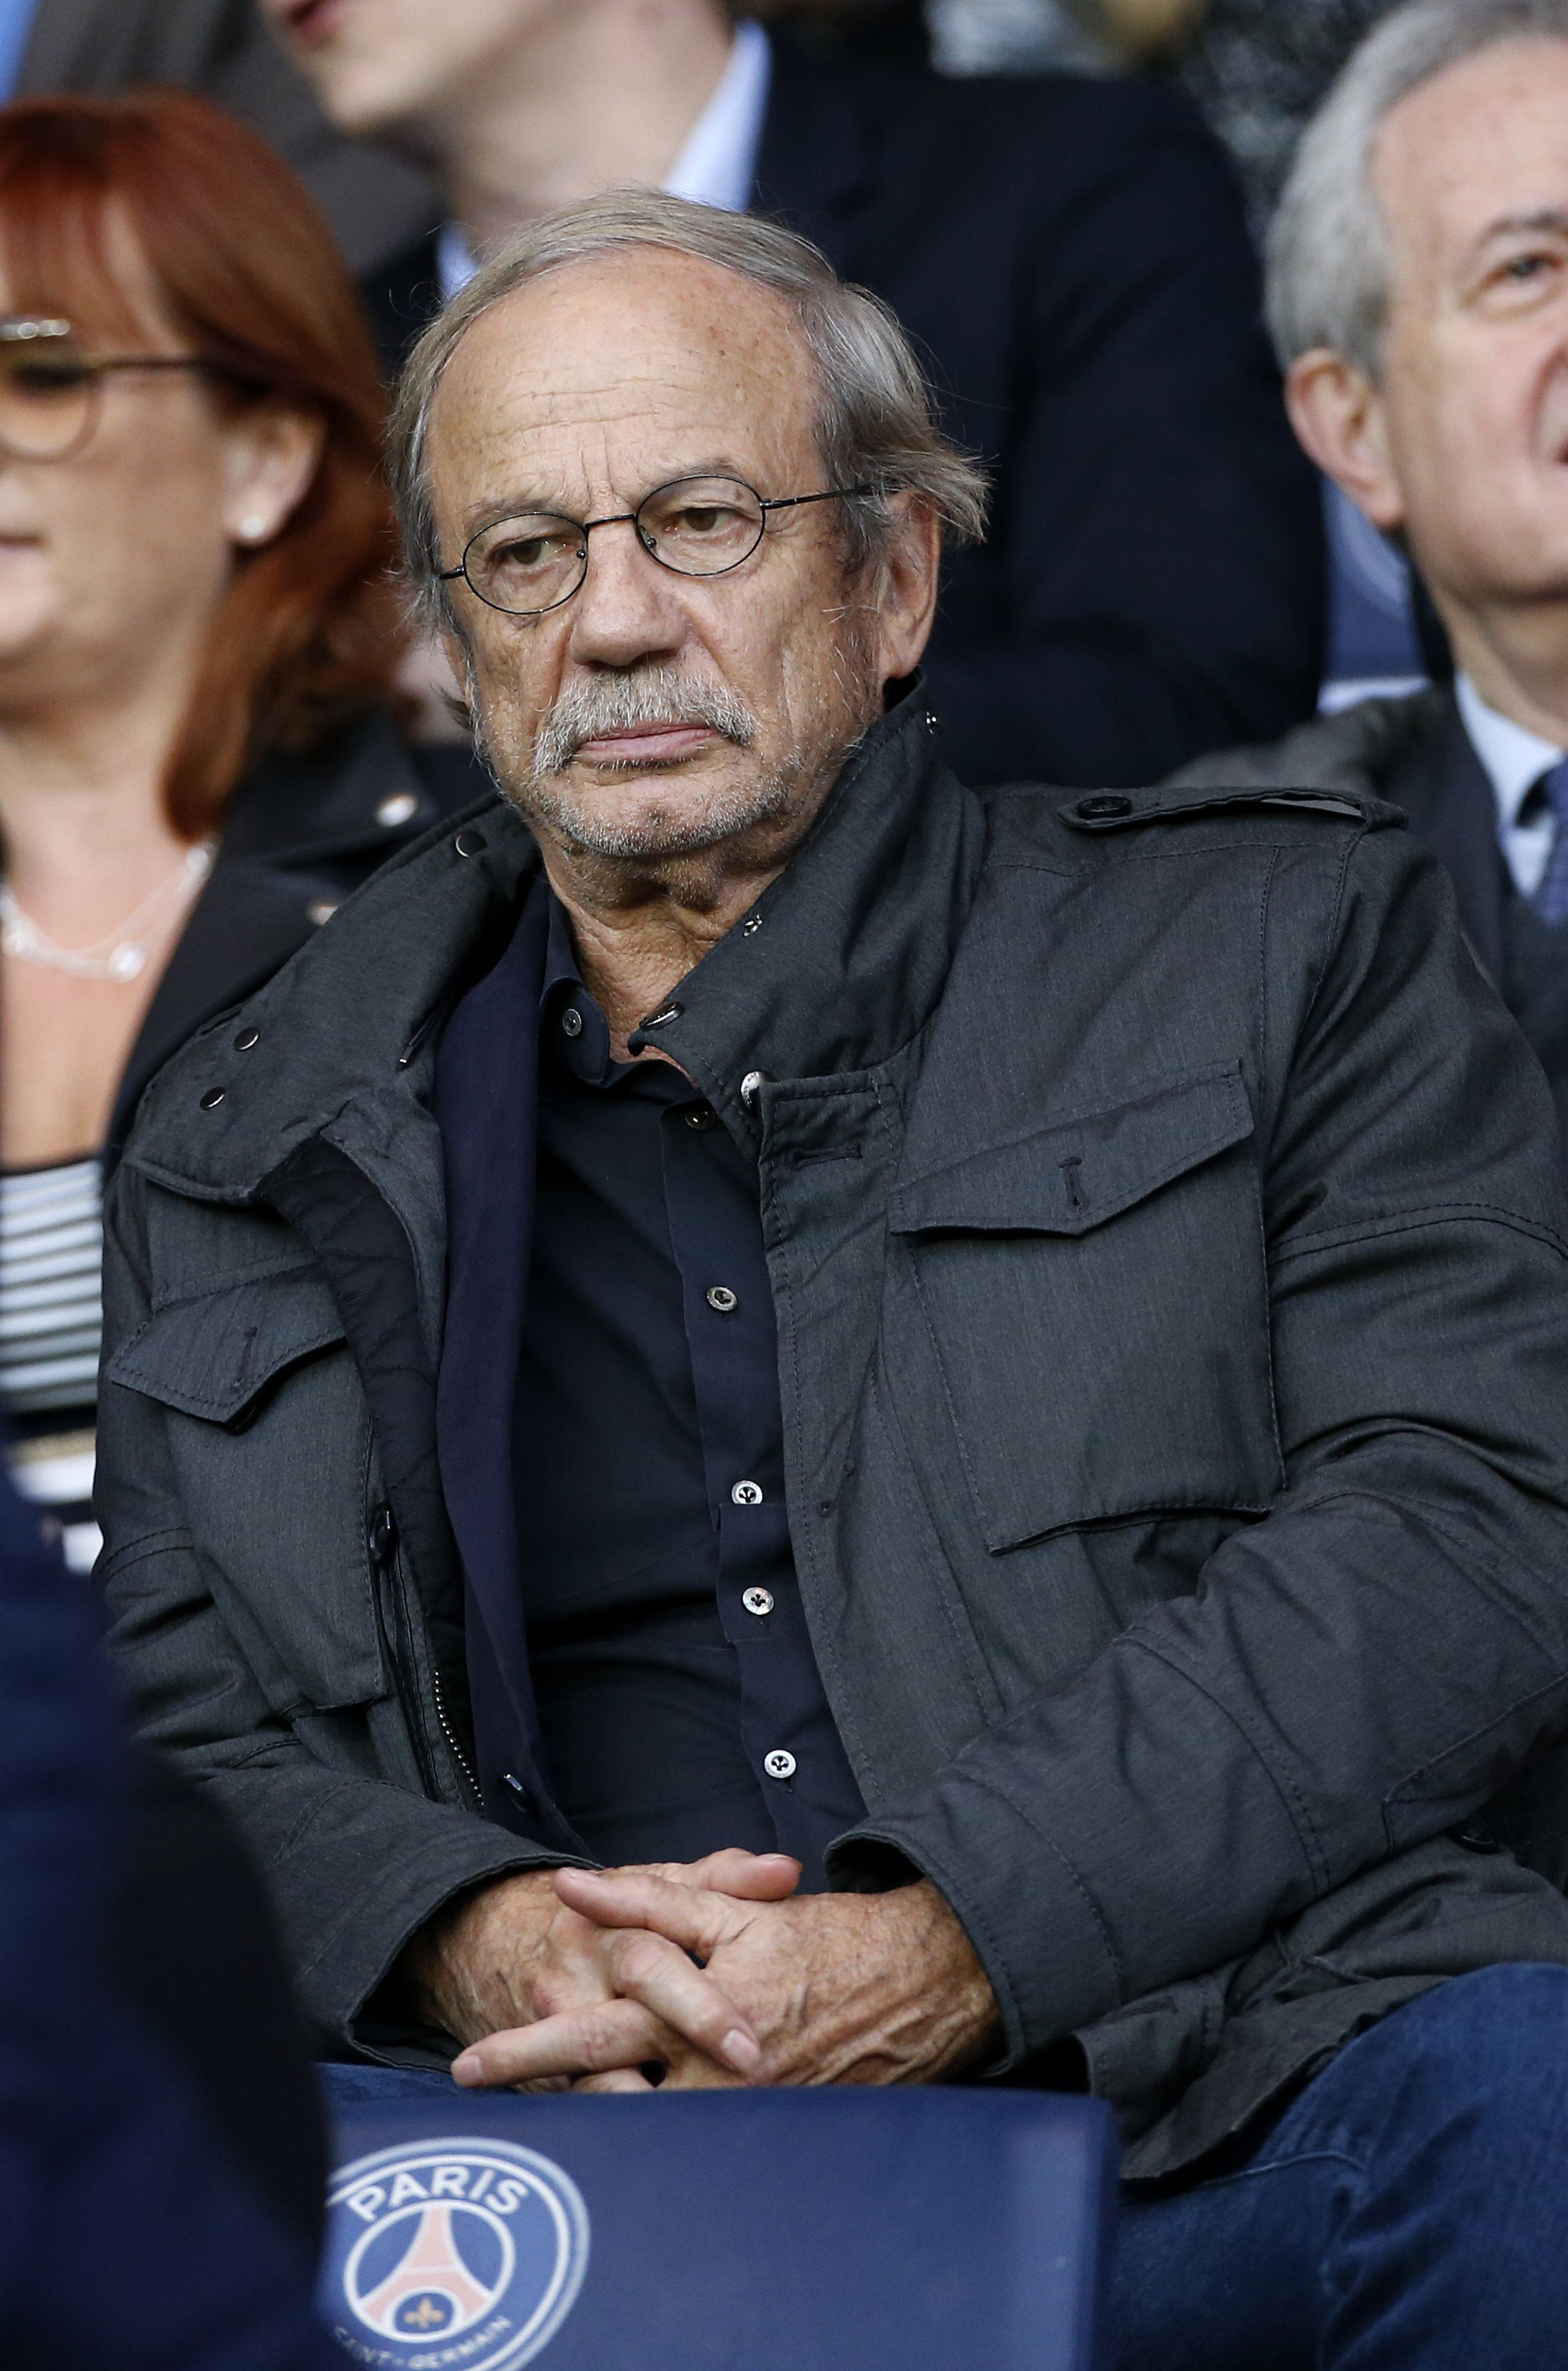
[
  {"left": 453, "top": 2000, "right": 667, "bottom": 2088},
  {"left": 683, "top": 1849, "right": 801, "bottom": 1901},
  {"left": 571, "top": 2068, "right": 659, "bottom": 2094},
  {"left": 454, "top": 1990, "right": 759, "bottom": 2089},
  {"left": 603, "top": 1925, "right": 761, "bottom": 2070},
  {"left": 553, "top": 1866, "right": 750, "bottom": 1959}
]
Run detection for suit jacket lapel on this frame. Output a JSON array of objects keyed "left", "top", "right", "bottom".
[
  {"left": 750, "top": 39, "right": 873, "bottom": 253},
  {"left": 1387, "top": 690, "right": 1509, "bottom": 989}
]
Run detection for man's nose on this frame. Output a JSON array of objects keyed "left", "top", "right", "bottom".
[{"left": 565, "top": 516, "right": 688, "bottom": 669}]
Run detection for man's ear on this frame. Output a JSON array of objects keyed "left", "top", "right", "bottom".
[
  {"left": 870, "top": 493, "right": 943, "bottom": 681},
  {"left": 1285, "top": 347, "right": 1406, "bottom": 535}
]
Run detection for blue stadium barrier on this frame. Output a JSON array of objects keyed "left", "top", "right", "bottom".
[{"left": 317, "top": 2070, "right": 1118, "bottom": 2371}]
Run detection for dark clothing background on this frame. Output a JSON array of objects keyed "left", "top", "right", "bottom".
[
  {"left": 364, "top": 40, "right": 1325, "bottom": 790},
  {"left": 437, "top": 887, "right": 863, "bottom": 1886},
  {"left": 0, "top": 1464, "right": 335, "bottom": 2366},
  {"left": 1167, "top": 688, "right": 1568, "bottom": 1146}
]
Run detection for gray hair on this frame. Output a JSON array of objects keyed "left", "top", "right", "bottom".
[
  {"left": 388, "top": 189, "right": 989, "bottom": 632},
  {"left": 1268, "top": 0, "right": 1568, "bottom": 378}
]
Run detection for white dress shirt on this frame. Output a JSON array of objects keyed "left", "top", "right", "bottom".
[
  {"left": 1455, "top": 672, "right": 1566, "bottom": 899},
  {"left": 436, "top": 19, "right": 772, "bottom": 303}
]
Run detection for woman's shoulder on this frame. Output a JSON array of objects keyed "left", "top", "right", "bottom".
[{"left": 218, "top": 708, "right": 490, "bottom": 882}]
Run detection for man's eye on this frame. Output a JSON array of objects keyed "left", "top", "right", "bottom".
[{"left": 673, "top": 506, "right": 733, "bottom": 534}]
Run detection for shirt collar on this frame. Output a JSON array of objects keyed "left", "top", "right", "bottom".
[
  {"left": 436, "top": 20, "right": 772, "bottom": 304},
  {"left": 1455, "top": 670, "right": 1565, "bottom": 834}
]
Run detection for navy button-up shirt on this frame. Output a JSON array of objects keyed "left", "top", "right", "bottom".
[{"left": 514, "top": 896, "right": 863, "bottom": 1886}]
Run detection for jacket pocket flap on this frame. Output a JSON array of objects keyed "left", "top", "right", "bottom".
[
  {"left": 106, "top": 1270, "right": 345, "bottom": 1423},
  {"left": 889, "top": 1064, "right": 1253, "bottom": 1238}
]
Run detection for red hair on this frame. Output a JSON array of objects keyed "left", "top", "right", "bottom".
[{"left": 0, "top": 88, "right": 404, "bottom": 840}]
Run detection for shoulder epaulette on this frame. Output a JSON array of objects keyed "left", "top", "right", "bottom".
[{"left": 1059, "top": 784, "right": 1407, "bottom": 833}]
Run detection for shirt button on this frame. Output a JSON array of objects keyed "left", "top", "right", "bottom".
[
  {"left": 684, "top": 1103, "right": 716, "bottom": 1131},
  {"left": 561, "top": 1006, "right": 583, "bottom": 1038},
  {"left": 731, "top": 1479, "right": 763, "bottom": 1507},
  {"left": 763, "top": 1749, "right": 796, "bottom": 1781},
  {"left": 742, "top": 1587, "right": 774, "bottom": 1618},
  {"left": 706, "top": 1286, "right": 738, "bottom": 1314}
]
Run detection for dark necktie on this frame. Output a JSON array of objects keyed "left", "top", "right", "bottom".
[{"left": 1529, "top": 758, "right": 1568, "bottom": 925}]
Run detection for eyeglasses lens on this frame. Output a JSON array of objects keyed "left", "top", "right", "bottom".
[
  {"left": 635, "top": 478, "right": 764, "bottom": 576},
  {"left": 0, "top": 347, "right": 95, "bottom": 459},
  {"left": 463, "top": 477, "right": 767, "bottom": 614}
]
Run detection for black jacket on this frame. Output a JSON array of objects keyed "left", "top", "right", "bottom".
[
  {"left": 364, "top": 43, "right": 1325, "bottom": 791},
  {"left": 97, "top": 695, "right": 1568, "bottom": 2183},
  {"left": 108, "top": 711, "right": 485, "bottom": 1160}
]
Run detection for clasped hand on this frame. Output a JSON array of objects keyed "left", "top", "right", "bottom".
[{"left": 403, "top": 1849, "right": 999, "bottom": 2095}]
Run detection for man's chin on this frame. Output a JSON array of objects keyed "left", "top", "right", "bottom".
[{"left": 515, "top": 764, "right": 795, "bottom": 864}]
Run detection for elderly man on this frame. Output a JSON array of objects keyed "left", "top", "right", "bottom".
[
  {"left": 257, "top": 0, "right": 1325, "bottom": 790},
  {"left": 98, "top": 193, "right": 1568, "bottom": 2363},
  {"left": 1177, "top": 0, "right": 1568, "bottom": 1147}
]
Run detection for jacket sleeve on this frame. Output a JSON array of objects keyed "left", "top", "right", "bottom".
[
  {"left": 94, "top": 1175, "right": 565, "bottom": 2060},
  {"left": 832, "top": 825, "right": 1568, "bottom": 2069},
  {"left": 924, "top": 92, "right": 1324, "bottom": 789}
]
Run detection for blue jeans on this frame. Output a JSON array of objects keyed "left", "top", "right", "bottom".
[{"left": 1111, "top": 1963, "right": 1568, "bottom": 2369}]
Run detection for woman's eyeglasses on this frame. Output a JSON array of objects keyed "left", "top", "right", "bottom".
[
  {"left": 0, "top": 316, "right": 217, "bottom": 462},
  {"left": 439, "top": 474, "right": 873, "bottom": 617}
]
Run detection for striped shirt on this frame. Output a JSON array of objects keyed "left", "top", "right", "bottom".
[{"left": 1, "top": 1156, "right": 103, "bottom": 1572}]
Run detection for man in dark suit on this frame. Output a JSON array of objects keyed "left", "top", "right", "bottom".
[
  {"left": 1173, "top": 0, "right": 1568, "bottom": 1139},
  {"left": 258, "top": 0, "right": 1325, "bottom": 788},
  {"left": 11, "top": 0, "right": 434, "bottom": 268}
]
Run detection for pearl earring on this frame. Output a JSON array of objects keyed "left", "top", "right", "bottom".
[{"left": 240, "top": 516, "right": 268, "bottom": 542}]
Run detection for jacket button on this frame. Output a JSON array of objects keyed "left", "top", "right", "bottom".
[
  {"left": 706, "top": 1286, "right": 738, "bottom": 1314},
  {"left": 368, "top": 1504, "right": 398, "bottom": 1564},
  {"left": 641, "top": 1001, "right": 683, "bottom": 1028},
  {"left": 763, "top": 1749, "right": 796, "bottom": 1781},
  {"left": 742, "top": 1587, "right": 774, "bottom": 1617},
  {"left": 740, "top": 1069, "right": 775, "bottom": 1108},
  {"left": 377, "top": 791, "right": 418, "bottom": 829},
  {"left": 1074, "top": 794, "right": 1133, "bottom": 820},
  {"left": 233, "top": 1028, "right": 260, "bottom": 1052},
  {"left": 1452, "top": 1820, "right": 1506, "bottom": 1854},
  {"left": 199, "top": 1087, "right": 225, "bottom": 1110},
  {"left": 454, "top": 827, "right": 487, "bottom": 857},
  {"left": 731, "top": 1479, "right": 763, "bottom": 1507}
]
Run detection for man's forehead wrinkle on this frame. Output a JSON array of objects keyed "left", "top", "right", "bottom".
[{"left": 428, "top": 262, "right": 825, "bottom": 542}]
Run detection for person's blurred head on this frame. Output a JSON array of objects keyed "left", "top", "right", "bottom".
[
  {"left": 260, "top": 0, "right": 735, "bottom": 148},
  {"left": 0, "top": 90, "right": 401, "bottom": 839},
  {"left": 1271, "top": 0, "right": 1568, "bottom": 665},
  {"left": 389, "top": 193, "right": 984, "bottom": 886}
]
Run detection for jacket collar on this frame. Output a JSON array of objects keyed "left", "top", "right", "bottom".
[
  {"left": 629, "top": 689, "right": 987, "bottom": 1135},
  {"left": 125, "top": 686, "right": 985, "bottom": 1199}
]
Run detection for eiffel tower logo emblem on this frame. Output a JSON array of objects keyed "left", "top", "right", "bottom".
[{"left": 355, "top": 2201, "right": 508, "bottom": 2338}]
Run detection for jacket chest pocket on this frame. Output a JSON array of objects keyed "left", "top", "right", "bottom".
[
  {"left": 104, "top": 1267, "right": 385, "bottom": 1709},
  {"left": 887, "top": 1063, "right": 1283, "bottom": 1551}
]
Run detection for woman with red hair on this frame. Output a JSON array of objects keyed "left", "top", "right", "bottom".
[{"left": 0, "top": 88, "right": 475, "bottom": 1570}]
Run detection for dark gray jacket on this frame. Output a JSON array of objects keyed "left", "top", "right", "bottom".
[{"left": 97, "top": 696, "right": 1568, "bottom": 2183}]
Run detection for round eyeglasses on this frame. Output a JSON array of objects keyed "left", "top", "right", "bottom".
[
  {"left": 0, "top": 317, "right": 218, "bottom": 463},
  {"left": 438, "top": 474, "right": 872, "bottom": 618}
]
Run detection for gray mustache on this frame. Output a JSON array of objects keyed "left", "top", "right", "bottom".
[{"left": 532, "top": 667, "right": 757, "bottom": 774}]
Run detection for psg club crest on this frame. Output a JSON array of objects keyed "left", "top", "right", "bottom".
[{"left": 322, "top": 2137, "right": 591, "bottom": 2369}]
